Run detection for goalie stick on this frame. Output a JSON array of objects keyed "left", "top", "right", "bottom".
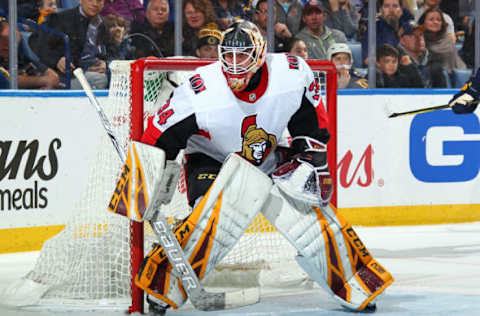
[
  {"left": 73, "top": 68, "right": 260, "bottom": 312},
  {"left": 388, "top": 100, "right": 479, "bottom": 118}
]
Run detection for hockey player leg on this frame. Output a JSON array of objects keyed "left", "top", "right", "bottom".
[
  {"left": 135, "top": 154, "right": 271, "bottom": 310},
  {"left": 294, "top": 204, "right": 392, "bottom": 311},
  {"left": 263, "top": 162, "right": 393, "bottom": 311}
]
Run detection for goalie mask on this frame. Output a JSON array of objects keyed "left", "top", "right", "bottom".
[{"left": 219, "top": 20, "right": 267, "bottom": 92}]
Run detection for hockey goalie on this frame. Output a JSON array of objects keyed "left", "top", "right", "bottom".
[{"left": 109, "top": 20, "right": 393, "bottom": 315}]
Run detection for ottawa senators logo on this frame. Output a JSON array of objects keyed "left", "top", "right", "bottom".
[{"left": 239, "top": 115, "right": 277, "bottom": 166}]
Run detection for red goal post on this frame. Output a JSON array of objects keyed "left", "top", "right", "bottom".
[{"left": 128, "top": 58, "right": 338, "bottom": 313}]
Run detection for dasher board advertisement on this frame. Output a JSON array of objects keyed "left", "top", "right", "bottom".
[
  {"left": 0, "top": 91, "right": 106, "bottom": 228},
  {"left": 337, "top": 90, "right": 480, "bottom": 225}
]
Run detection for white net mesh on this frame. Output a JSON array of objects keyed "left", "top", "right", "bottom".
[
  {"left": 17, "top": 59, "right": 333, "bottom": 309},
  {"left": 22, "top": 61, "right": 142, "bottom": 306}
]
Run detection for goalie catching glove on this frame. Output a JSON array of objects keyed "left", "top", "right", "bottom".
[{"left": 273, "top": 136, "right": 333, "bottom": 207}]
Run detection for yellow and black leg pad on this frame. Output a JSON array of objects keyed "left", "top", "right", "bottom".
[
  {"left": 108, "top": 141, "right": 180, "bottom": 222},
  {"left": 263, "top": 184, "right": 394, "bottom": 311},
  {"left": 135, "top": 154, "right": 272, "bottom": 309}
]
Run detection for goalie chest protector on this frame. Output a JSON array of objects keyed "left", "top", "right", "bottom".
[{"left": 150, "top": 53, "right": 322, "bottom": 173}]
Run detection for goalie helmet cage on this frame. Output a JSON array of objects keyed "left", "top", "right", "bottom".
[
  {"left": 129, "top": 58, "right": 337, "bottom": 313},
  {"left": 17, "top": 58, "right": 336, "bottom": 314}
]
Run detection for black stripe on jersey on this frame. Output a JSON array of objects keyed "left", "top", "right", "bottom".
[
  {"left": 288, "top": 90, "right": 330, "bottom": 145},
  {"left": 154, "top": 114, "right": 199, "bottom": 160}
]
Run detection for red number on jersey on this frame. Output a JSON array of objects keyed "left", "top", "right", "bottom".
[
  {"left": 157, "top": 109, "right": 174, "bottom": 125},
  {"left": 156, "top": 99, "right": 174, "bottom": 125},
  {"left": 308, "top": 80, "right": 320, "bottom": 101}
]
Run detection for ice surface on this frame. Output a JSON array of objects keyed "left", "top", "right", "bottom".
[{"left": 0, "top": 223, "right": 479, "bottom": 315}]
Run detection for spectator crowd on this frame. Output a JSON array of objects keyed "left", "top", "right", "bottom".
[{"left": 0, "top": 0, "right": 476, "bottom": 89}]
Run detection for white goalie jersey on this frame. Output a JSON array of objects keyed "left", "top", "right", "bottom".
[{"left": 141, "top": 53, "right": 328, "bottom": 174}]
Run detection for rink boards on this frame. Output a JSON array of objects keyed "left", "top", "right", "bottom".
[
  {"left": 1, "top": 89, "right": 480, "bottom": 253},
  {"left": 336, "top": 89, "right": 480, "bottom": 225}
]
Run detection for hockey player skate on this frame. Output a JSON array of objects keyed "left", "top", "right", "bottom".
[
  {"left": 146, "top": 295, "right": 169, "bottom": 316},
  {"left": 364, "top": 302, "right": 377, "bottom": 313}
]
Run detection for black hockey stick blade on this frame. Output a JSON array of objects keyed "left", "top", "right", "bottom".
[
  {"left": 388, "top": 104, "right": 450, "bottom": 118},
  {"left": 388, "top": 100, "right": 480, "bottom": 118}
]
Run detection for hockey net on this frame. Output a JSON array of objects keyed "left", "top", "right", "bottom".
[{"left": 10, "top": 58, "right": 337, "bottom": 313}]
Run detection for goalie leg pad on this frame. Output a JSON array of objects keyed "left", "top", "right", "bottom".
[
  {"left": 136, "top": 240, "right": 187, "bottom": 309},
  {"left": 135, "top": 154, "right": 272, "bottom": 308},
  {"left": 262, "top": 183, "right": 393, "bottom": 311},
  {"left": 108, "top": 141, "right": 180, "bottom": 222}
]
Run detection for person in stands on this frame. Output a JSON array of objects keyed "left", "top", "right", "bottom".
[
  {"left": 129, "top": 0, "right": 174, "bottom": 58},
  {"left": 396, "top": 19, "right": 446, "bottom": 88},
  {"left": 0, "top": 17, "right": 60, "bottom": 89},
  {"left": 327, "top": 43, "right": 368, "bottom": 88},
  {"left": 295, "top": 0, "right": 347, "bottom": 60},
  {"left": 195, "top": 24, "right": 222, "bottom": 59},
  {"left": 33, "top": 0, "right": 110, "bottom": 89},
  {"left": 253, "top": 0, "right": 291, "bottom": 52},
  {"left": 182, "top": 0, "right": 217, "bottom": 56},
  {"left": 375, "top": 43, "right": 424, "bottom": 88},
  {"left": 360, "top": 0, "right": 414, "bottom": 66},
  {"left": 288, "top": 37, "right": 308, "bottom": 60}
]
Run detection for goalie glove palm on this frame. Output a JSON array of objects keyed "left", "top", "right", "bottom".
[{"left": 273, "top": 136, "right": 333, "bottom": 207}]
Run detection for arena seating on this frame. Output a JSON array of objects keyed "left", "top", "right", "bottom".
[
  {"left": 452, "top": 68, "right": 473, "bottom": 88},
  {"left": 348, "top": 42, "right": 363, "bottom": 69}
]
